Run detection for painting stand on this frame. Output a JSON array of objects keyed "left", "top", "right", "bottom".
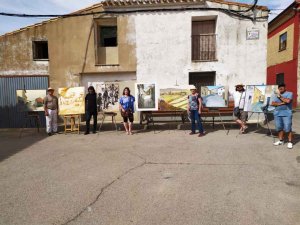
[
  {"left": 63, "top": 115, "right": 80, "bottom": 134},
  {"left": 98, "top": 112, "right": 118, "bottom": 132},
  {"left": 247, "top": 111, "right": 275, "bottom": 142},
  {"left": 207, "top": 108, "right": 229, "bottom": 135},
  {"left": 19, "top": 111, "right": 41, "bottom": 138}
]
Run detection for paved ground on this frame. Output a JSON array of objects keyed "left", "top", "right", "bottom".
[{"left": 0, "top": 113, "right": 300, "bottom": 225}]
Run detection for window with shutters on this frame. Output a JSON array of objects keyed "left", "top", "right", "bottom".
[{"left": 192, "top": 20, "right": 217, "bottom": 61}]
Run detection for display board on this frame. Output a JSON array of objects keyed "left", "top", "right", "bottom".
[
  {"left": 200, "top": 86, "right": 228, "bottom": 108},
  {"left": 16, "top": 89, "right": 46, "bottom": 111},
  {"left": 135, "top": 83, "right": 158, "bottom": 111},
  {"left": 244, "top": 85, "right": 278, "bottom": 113},
  {"left": 159, "top": 87, "right": 189, "bottom": 111},
  {"left": 58, "top": 87, "right": 85, "bottom": 115}
]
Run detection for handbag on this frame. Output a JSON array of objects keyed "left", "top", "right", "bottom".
[{"left": 120, "top": 96, "right": 133, "bottom": 118}]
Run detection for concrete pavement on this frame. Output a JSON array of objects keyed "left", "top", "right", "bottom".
[{"left": 0, "top": 113, "right": 299, "bottom": 225}]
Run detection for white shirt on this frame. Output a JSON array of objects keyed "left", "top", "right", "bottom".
[{"left": 233, "top": 91, "right": 246, "bottom": 109}]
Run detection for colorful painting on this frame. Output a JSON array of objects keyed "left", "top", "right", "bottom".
[
  {"left": 58, "top": 87, "right": 85, "bottom": 115},
  {"left": 135, "top": 83, "right": 158, "bottom": 111},
  {"left": 200, "top": 86, "right": 228, "bottom": 108},
  {"left": 159, "top": 87, "right": 190, "bottom": 111},
  {"left": 16, "top": 90, "right": 46, "bottom": 111},
  {"left": 244, "top": 85, "right": 278, "bottom": 113}
]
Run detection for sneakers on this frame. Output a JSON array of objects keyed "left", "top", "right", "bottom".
[
  {"left": 273, "top": 140, "right": 284, "bottom": 146},
  {"left": 287, "top": 142, "right": 293, "bottom": 149},
  {"left": 273, "top": 140, "right": 294, "bottom": 149}
]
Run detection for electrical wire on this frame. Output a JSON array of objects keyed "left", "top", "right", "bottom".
[{"left": 0, "top": 0, "right": 267, "bottom": 22}]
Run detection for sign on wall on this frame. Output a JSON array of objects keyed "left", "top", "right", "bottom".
[{"left": 247, "top": 28, "right": 260, "bottom": 40}]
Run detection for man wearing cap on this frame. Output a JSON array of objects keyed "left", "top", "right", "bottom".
[
  {"left": 187, "top": 85, "right": 205, "bottom": 137},
  {"left": 271, "top": 83, "right": 294, "bottom": 149},
  {"left": 233, "top": 84, "right": 248, "bottom": 133},
  {"left": 44, "top": 87, "right": 59, "bottom": 136}
]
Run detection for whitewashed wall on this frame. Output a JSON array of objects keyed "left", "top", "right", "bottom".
[{"left": 133, "top": 10, "right": 268, "bottom": 93}]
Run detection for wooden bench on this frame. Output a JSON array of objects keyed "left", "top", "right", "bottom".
[
  {"left": 140, "top": 110, "right": 188, "bottom": 125},
  {"left": 140, "top": 102, "right": 235, "bottom": 129}
]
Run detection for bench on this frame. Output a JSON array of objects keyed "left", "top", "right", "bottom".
[
  {"left": 140, "top": 110, "right": 188, "bottom": 125},
  {"left": 140, "top": 102, "right": 235, "bottom": 129}
]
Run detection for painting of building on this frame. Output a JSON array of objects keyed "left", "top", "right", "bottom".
[
  {"left": 159, "top": 87, "right": 189, "bottom": 111},
  {"left": 16, "top": 90, "right": 46, "bottom": 112},
  {"left": 58, "top": 87, "right": 85, "bottom": 115},
  {"left": 136, "top": 83, "right": 157, "bottom": 111},
  {"left": 244, "top": 85, "right": 278, "bottom": 113},
  {"left": 200, "top": 86, "right": 228, "bottom": 108}
]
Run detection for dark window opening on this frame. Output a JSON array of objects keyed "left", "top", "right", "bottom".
[
  {"left": 32, "top": 41, "right": 48, "bottom": 60},
  {"left": 276, "top": 73, "right": 285, "bottom": 85},
  {"left": 192, "top": 20, "right": 217, "bottom": 61},
  {"left": 279, "top": 32, "right": 287, "bottom": 51},
  {"left": 100, "top": 26, "right": 117, "bottom": 47},
  {"left": 189, "top": 71, "right": 216, "bottom": 92}
]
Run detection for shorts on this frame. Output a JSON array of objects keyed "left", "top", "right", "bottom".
[
  {"left": 234, "top": 110, "right": 248, "bottom": 122},
  {"left": 274, "top": 115, "right": 292, "bottom": 132},
  {"left": 123, "top": 116, "right": 134, "bottom": 123}
]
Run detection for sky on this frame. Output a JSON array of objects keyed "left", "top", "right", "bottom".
[{"left": 0, "top": 0, "right": 295, "bottom": 35}]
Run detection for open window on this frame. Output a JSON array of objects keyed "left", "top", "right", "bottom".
[
  {"left": 95, "top": 18, "right": 119, "bottom": 65},
  {"left": 32, "top": 41, "right": 48, "bottom": 60}
]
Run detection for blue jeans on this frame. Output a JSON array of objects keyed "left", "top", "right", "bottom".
[{"left": 190, "top": 110, "right": 204, "bottom": 133}]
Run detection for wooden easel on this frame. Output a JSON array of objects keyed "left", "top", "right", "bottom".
[
  {"left": 63, "top": 114, "right": 80, "bottom": 134},
  {"left": 98, "top": 112, "right": 118, "bottom": 132},
  {"left": 19, "top": 111, "right": 41, "bottom": 138}
]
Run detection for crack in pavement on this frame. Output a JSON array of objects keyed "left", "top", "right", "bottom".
[
  {"left": 59, "top": 151, "right": 270, "bottom": 225},
  {"left": 61, "top": 159, "right": 146, "bottom": 225}
]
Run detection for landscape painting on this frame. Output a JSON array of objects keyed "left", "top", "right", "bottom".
[
  {"left": 244, "top": 85, "right": 278, "bottom": 113},
  {"left": 58, "top": 87, "right": 85, "bottom": 115},
  {"left": 135, "top": 83, "right": 158, "bottom": 111},
  {"left": 159, "top": 87, "right": 190, "bottom": 111},
  {"left": 16, "top": 89, "right": 46, "bottom": 112},
  {"left": 200, "top": 86, "right": 228, "bottom": 108}
]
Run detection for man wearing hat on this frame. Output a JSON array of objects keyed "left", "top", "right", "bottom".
[
  {"left": 233, "top": 84, "right": 248, "bottom": 133},
  {"left": 44, "top": 87, "right": 59, "bottom": 136}
]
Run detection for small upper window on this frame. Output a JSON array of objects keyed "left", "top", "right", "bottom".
[
  {"left": 100, "top": 26, "right": 117, "bottom": 47},
  {"left": 279, "top": 32, "right": 287, "bottom": 51},
  {"left": 32, "top": 41, "right": 49, "bottom": 60}
]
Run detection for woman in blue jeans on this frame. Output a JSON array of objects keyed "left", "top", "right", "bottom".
[{"left": 187, "top": 85, "right": 205, "bottom": 137}]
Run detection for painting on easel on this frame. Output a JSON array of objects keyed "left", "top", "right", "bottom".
[
  {"left": 159, "top": 87, "right": 190, "bottom": 111},
  {"left": 58, "top": 87, "right": 85, "bottom": 115},
  {"left": 244, "top": 85, "right": 278, "bottom": 113},
  {"left": 135, "top": 83, "right": 158, "bottom": 111},
  {"left": 16, "top": 90, "right": 46, "bottom": 111},
  {"left": 200, "top": 86, "right": 228, "bottom": 108}
]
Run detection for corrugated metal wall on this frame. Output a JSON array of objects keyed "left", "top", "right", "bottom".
[{"left": 0, "top": 76, "right": 49, "bottom": 128}]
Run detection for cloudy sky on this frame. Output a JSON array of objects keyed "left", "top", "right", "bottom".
[{"left": 0, "top": 0, "right": 295, "bottom": 35}]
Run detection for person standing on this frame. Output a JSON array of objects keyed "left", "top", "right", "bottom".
[
  {"left": 119, "top": 87, "right": 135, "bottom": 135},
  {"left": 85, "top": 86, "right": 97, "bottom": 135},
  {"left": 44, "top": 87, "right": 58, "bottom": 136},
  {"left": 233, "top": 84, "right": 248, "bottom": 133},
  {"left": 187, "top": 85, "right": 205, "bottom": 137},
  {"left": 271, "top": 84, "right": 293, "bottom": 149}
]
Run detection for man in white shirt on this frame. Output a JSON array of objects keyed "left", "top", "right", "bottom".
[{"left": 233, "top": 84, "right": 248, "bottom": 133}]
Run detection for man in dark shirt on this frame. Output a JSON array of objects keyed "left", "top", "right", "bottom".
[{"left": 85, "top": 86, "right": 97, "bottom": 135}]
